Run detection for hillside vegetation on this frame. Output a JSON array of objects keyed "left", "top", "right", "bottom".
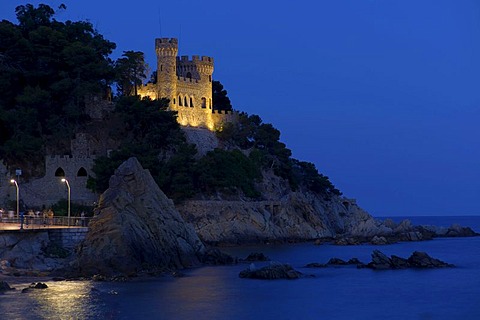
[{"left": 0, "top": 4, "right": 340, "bottom": 202}]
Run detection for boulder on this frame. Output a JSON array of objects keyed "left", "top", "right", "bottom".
[
  {"left": 74, "top": 157, "right": 205, "bottom": 277},
  {"left": 0, "top": 281, "right": 14, "bottom": 292},
  {"left": 371, "top": 235, "right": 388, "bottom": 245},
  {"left": 306, "top": 258, "right": 364, "bottom": 268},
  {"left": 368, "top": 250, "right": 392, "bottom": 270},
  {"left": 327, "top": 258, "right": 347, "bottom": 265},
  {"left": 239, "top": 262, "right": 302, "bottom": 280},
  {"left": 407, "top": 251, "right": 454, "bottom": 268},
  {"left": 367, "top": 250, "right": 454, "bottom": 270},
  {"left": 304, "top": 262, "right": 327, "bottom": 268},
  {"left": 390, "top": 255, "right": 409, "bottom": 269},
  {"left": 200, "top": 248, "right": 235, "bottom": 265},
  {"left": 243, "top": 252, "right": 270, "bottom": 262},
  {"left": 444, "top": 224, "right": 478, "bottom": 237}
]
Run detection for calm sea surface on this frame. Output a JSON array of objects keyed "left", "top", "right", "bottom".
[{"left": 1, "top": 216, "right": 479, "bottom": 320}]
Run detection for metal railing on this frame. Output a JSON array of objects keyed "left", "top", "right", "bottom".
[{"left": 0, "top": 215, "right": 91, "bottom": 230}]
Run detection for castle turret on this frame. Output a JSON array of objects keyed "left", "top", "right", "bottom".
[{"left": 156, "top": 38, "right": 178, "bottom": 104}]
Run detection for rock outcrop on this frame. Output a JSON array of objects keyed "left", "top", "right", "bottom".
[
  {"left": 0, "top": 232, "right": 69, "bottom": 275},
  {"left": 0, "top": 280, "right": 14, "bottom": 292},
  {"left": 239, "top": 262, "right": 303, "bottom": 280},
  {"left": 178, "top": 170, "right": 383, "bottom": 244},
  {"left": 305, "top": 250, "right": 454, "bottom": 270},
  {"left": 366, "top": 250, "right": 454, "bottom": 270},
  {"left": 74, "top": 157, "right": 205, "bottom": 277}
]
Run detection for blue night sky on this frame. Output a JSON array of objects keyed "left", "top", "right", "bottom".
[{"left": 1, "top": 1, "right": 479, "bottom": 217}]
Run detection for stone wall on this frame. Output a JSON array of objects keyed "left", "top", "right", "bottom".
[
  {"left": 48, "top": 228, "right": 88, "bottom": 249},
  {"left": 0, "top": 155, "right": 98, "bottom": 209}
]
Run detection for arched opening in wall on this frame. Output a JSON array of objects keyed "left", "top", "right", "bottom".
[
  {"left": 184, "top": 96, "right": 188, "bottom": 107},
  {"left": 179, "top": 96, "right": 183, "bottom": 106},
  {"left": 201, "top": 97, "right": 206, "bottom": 108},
  {"left": 190, "top": 97, "right": 194, "bottom": 107},
  {"left": 209, "top": 99, "right": 212, "bottom": 109},
  {"left": 54, "top": 167, "right": 65, "bottom": 177},
  {"left": 173, "top": 98, "right": 176, "bottom": 105},
  {"left": 186, "top": 72, "right": 192, "bottom": 80},
  {"left": 209, "top": 75, "right": 212, "bottom": 82},
  {"left": 77, "top": 167, "right": 88, "bottom": 177},
  {"left": 160, "top": 65, "right": 163, "bottom": 71}
]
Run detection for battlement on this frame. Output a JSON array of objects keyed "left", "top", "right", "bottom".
[
  {"left": 48, "top": 155, "right": 95, "bottom": 161},
  {"left": 177, "top": 76, "right": 199, "bottom": 83},
  {"left": 178, "top": 55, "right": 214, "bottom": 63},
  {"left": 212, "top": 109, "right": 236, "bottom": 115},
  {"left": 155, "top": 38, "right": 178, "bottom": 46}
]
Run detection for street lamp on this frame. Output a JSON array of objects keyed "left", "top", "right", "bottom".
[
  {"left": 10, "top": 179, "right": 19, "bottom": 219},
  {"left": 61, "top": 178, "right": 71, "bottom": 226}
]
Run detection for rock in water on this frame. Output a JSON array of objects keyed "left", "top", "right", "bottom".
[
  {"left": 74, "top": 158, "right": 205, "bottom": 276},
  {"left": 239, "top": 263, "right": 302, "bottom": 280}
]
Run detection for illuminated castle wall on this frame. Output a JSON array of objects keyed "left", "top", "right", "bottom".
[{"left": 138, "top": 38, "right": 236, "bottom": 130}]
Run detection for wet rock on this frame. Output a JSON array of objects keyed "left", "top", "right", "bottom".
[
  {"left": 367, "top": 250, "right": 454, "bottom": 270},
  {"left": 371, "top": 236, "right": 388, "bottom": 245},
  {"left": 407, "top": 251, "right": 454, "bottom": 268},
  {"left": 22, "top": 282, "right": 48, "bottom": 293},
  {"left": 444, "top": 224, "right": 478, "bottom": 237},
  {"left": 30, "top": 282, "right": 48, "bottom": 289},
  {"left": 243, "top": 252, "right": 270, "bottom": 262},
  {"left": 390, "top": 255, "right": 409, "bottom": 269},
  {"left": 200, "top": 248, "right": 235, "bottom": 265},
  {"left": 0, "top": 281, "right": 14, "bottom": 292},
  {"left": 304, "top": 262, "right": 327, "bottom": 268},
  {"left": 327, "top": 258, "right": 347, "bottom": 265},
  {"left": 368, "top": 250, "right": 392, "bottom": 270},
  {"left": 347, "top": 258, "right": 364, "bottom": 265},
  {"left": 239, "top": 263, "right": 302, "bottom": 280}
]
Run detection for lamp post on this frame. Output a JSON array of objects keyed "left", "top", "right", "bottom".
[
  {"left": 10, "top": 179, "right": 19, "bottom": 219},
  {"left": 61, "top": 178, "right": 71, "bottom": 226}
]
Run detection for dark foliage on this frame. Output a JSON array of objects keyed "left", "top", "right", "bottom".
[
  {"left": 195, "top": 149, "right": 262, "bottom": 198},
  {"left": 0, "top": 4, "right": 116, "bottom": 177},
  {"left": 216, "top": 112, "right": 341, "bottom": 196},
  {"left": 212, "top": 80, "right": 232, "bottom": 111},
  {"left": 115, "top": 50, "right": 147, "bottom": 96}
]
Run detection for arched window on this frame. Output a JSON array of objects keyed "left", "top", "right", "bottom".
[
  {"left": 209, "top": 99, "right": 212, "bottom": 109},
  {"left": 186, "top": 72, "right": 192, "bottom": 79},
  {"left": 160, "top": 65, "right": 163, "bottom": 71},
  {"left": 209, "top": 75, "right": 212, "bottom": 82},
  {"left": 173, "top": 98, "right": 176, "bottom": 105},
  {"left": 55, "top": 167, "right": 65, "bottom": 177},
  {"left": 190, "top": 97, "right": 194, "bottom": 107},
  {"left": 77, "top": 167, "right": 88, "bottom": 177},
  {"left": 201, "top": 97, "right": 206, "bottom": 108},
  {"left": 184, "top": 96, "right": 188, "bottom": 107},
  {"left": 179, "top": 96, "right": 183, "bottom": 106}
]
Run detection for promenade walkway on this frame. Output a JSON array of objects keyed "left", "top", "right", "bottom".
[{"left": 0, "top": 217, "right": 90, "bottom": 231}]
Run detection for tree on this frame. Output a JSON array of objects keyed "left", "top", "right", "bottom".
[
  {"left": 115, "top": 51, "right": 147, "bottom": 96},
  {"left": 0, "top": 4, "right": 116, "bottom": 176},
  {"left": 212, "top": 80, "right": 232, "bottom": 111}
]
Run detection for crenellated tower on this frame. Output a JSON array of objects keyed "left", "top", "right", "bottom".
[
  {"left": 156, "top": 38, "right": 178, "bottom": 103},
  {"left": 138, "top": 38, "right": 236, "bottom": 131}
]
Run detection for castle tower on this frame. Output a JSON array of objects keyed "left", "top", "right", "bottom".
[
  {"left": 197, "top": 56, "right": 214, "bottom": 109},
  {"left": 155, "top": 38, "right": 178, "bottom": 104}
]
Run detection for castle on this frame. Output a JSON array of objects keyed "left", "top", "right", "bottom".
[
  {"left": 138, "top": 38, "right": 236, "bottom": 130},
  {"left": 0, "top": 38, "right": 237, "bottom": 209}
]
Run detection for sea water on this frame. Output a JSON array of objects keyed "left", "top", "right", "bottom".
[{"left": 1, "top": 216, "right": 479, "bottom": 320}]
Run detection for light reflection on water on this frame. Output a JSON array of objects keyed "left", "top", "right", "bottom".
[
  {"left": 1, "top": 215, "right": 479, "bottom": 319},
  {"left": 0, "top": 280, "right": 118, "bottom": 319}
]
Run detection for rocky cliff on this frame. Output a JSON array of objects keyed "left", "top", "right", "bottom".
[
  {"left": 74, "top": 158, "right": 205, "bottom": 276},
  {"left": 177, "top": 170, "right": 391, "bottom": 245}
]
